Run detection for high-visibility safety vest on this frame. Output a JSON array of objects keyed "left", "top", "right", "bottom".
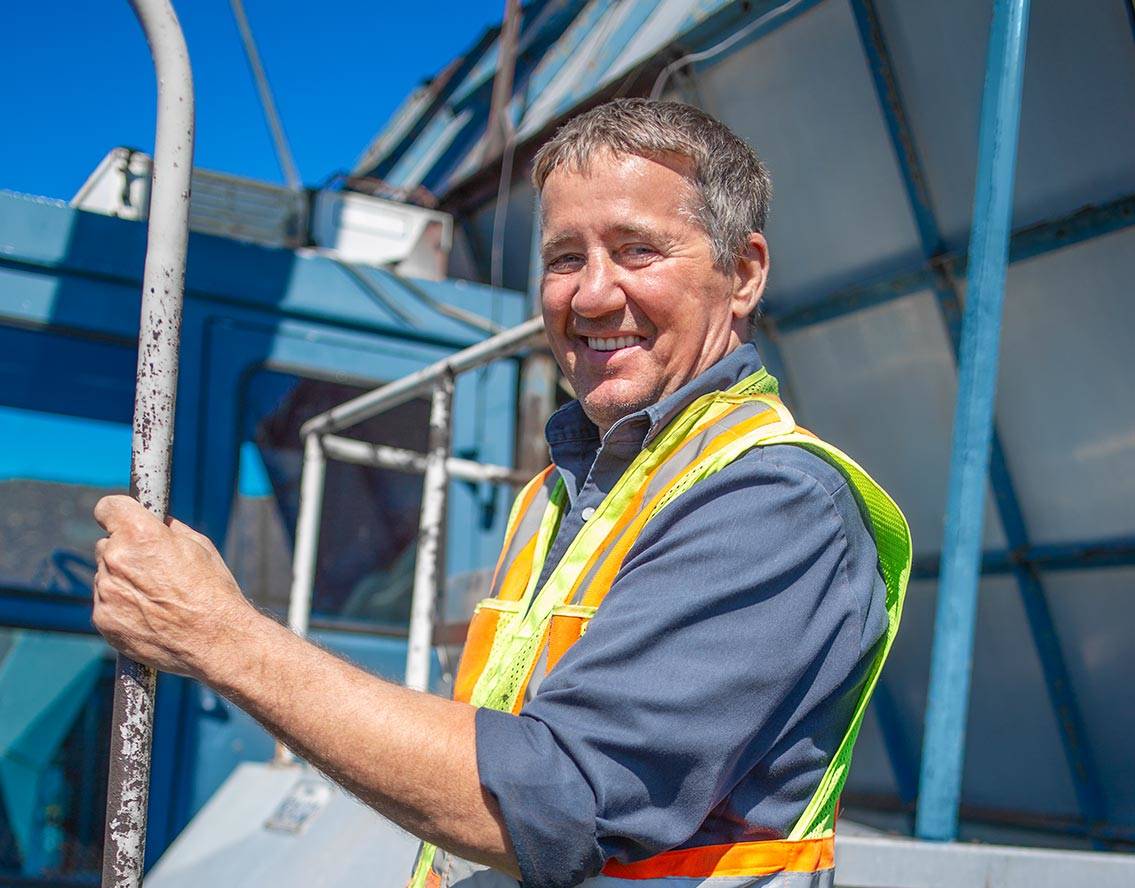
[{"left": 409, "top": 368, "right": 912, "bottom": 888}]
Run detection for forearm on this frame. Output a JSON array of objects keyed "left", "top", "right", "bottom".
[{"left": 202, "top": 610, "right": 519, "bottom": 877}]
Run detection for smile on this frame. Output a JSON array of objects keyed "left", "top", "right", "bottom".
[{"left": 587, "top": 335, "right": 643, "bottom": 352}]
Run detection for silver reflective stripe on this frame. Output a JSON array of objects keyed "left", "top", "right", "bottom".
[
  {"left": 488, "top": 470, "right": 559, "bottom": 598},
  {"left": 436, "top": 854, "right": 833, "bottom": 888}
]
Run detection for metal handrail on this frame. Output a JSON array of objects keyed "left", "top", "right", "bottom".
[
  {"left": 299, "top": 314, "right": 545, "bottom": 438},
  {"left": 103, "top": 1, "right": 195, "bottom": 885},
  {"left": 277, "top": 314, "right": 547, "bottom": 763}
]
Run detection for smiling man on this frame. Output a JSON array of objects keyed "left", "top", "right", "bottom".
[{"left": 92, "top": 100, "right": 910, "bottom": 888}]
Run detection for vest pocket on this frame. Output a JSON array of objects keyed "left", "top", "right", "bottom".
[
  {"left": 546, "top": 604, "right": 598, "bottom": 673},
  {"left": 453, "top": 598, "right": 521, "bottom": 703}
]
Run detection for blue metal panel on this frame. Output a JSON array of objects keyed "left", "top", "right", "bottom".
[
  {"left": 849, "top": 0, "right": 1106, "bottom": 840},
  {"left": 365, "top": 28, "right": 501, "bottom": 181},
  {"left": 0, "top": 590, "right": 95, "bottom": 635},
  {"left": 916, "top": 0, "right": 1033, "bottom": 842},
  {"left": 550, "top": 0, "right": 664, "bottom": 118},
  {"left": 0, "top": 192, "right": 527, "bottom": 868},
  {"left": 521, "top": 0, "right": 610, "bottom": 113}
]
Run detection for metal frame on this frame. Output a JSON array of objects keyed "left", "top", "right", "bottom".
[{"left": 283, "top": 316, "right": 544, "bottom": 728}]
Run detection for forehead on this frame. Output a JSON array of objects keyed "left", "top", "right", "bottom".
[{"left": 539, "top": 150, "right": 700, "bottom": 234}]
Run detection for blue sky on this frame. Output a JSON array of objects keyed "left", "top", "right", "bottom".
[{"left": 2, "top": 0, "right": 507, "bottom": 201}]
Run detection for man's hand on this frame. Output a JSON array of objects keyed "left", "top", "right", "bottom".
[
  {"left": 92, "top": 495, "right": 259, "bottom": 680},
  {"left": 91, "top": 495, "right": 519, "bottom": 875}
]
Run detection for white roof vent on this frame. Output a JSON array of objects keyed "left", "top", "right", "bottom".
[{"left": 72, "top": 148, "right": 453, "bottom": 280}]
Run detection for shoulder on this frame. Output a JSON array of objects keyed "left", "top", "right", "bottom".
[
  {"left": 622, "top": 439, "right": 885, "bottom": 649},
  {"left": 640, "top": 441, "right": 856, "bottom": 538}
]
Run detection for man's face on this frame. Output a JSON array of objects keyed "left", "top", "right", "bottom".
[{"left": 539, "top": 150, "right": 765, "bottom": 435}]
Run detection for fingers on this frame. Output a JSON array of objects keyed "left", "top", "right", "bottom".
[{"left": 94, "top": 495, "right": 165, "bottom": 537}]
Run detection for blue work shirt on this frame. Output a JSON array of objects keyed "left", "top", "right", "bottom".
[{"left": 475, "top": 343, "right": 888, "bottom": 888}]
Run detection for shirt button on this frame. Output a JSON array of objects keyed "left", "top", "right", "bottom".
[{"left": 581, "top": 507, "right": 596, "bottom": 521}]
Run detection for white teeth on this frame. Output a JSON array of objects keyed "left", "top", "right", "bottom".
[{"left": 587, "top": 336, "right": 640, "bottom": 351}]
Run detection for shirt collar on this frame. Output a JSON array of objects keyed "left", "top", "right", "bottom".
[{"left": 544, "top": 341, "right": 766, "bottom": 454}]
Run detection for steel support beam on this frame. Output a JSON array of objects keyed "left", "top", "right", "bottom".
[
  {"left": 914, "top": 0, "right": 1032, "bottom": 842},
  {"left": 849, "top": 0, "right": 1106, "bottom": 843},
  {"left": 773, "top": 193, "right": 1135, "bottom": 333},
  {"left": 911, "top": 535, "right": 1135, "bottom": 579}
]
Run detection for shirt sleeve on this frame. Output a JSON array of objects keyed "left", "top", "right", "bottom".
[{"left": 475, "top": 444, "right": 887, "bottom": 888}]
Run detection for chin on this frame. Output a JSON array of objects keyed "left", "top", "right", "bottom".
[{"left": 581, "top": 386, "right": 657, "bottom": 431}]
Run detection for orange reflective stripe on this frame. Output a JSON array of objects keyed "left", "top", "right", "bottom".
[
  {"left": 600, "top": 835, "right": 834, "bottom": 879},
  {"left": 497, "top": 533, "right": 540, "bottom": 602},
  {"left": 546, "top": 611, "right": 589, "bottom": 673},
  {"left": 453, "top": 605, "right": 506, "bottom": 703}
]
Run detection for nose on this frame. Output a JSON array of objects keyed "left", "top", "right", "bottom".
[{"left": 571, "top": 250, "right": 626, "bottom": 320}]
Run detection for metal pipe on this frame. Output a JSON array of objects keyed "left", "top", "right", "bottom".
[
  {"left": 103, "top": 2, "right": 194, "bottom": 885},
  {"left": 517, "top": 200, "right": 560, "bottom": 473},
  {"left": 404, "top": 373, "right": 455, "bottom": 692},
  {"left": 300, "top": 314, "right": 544, "bottom": 438},
  {"left": 320, "top": 434, "right": 529, "bottom": 485},
  {"left": 274, "top": 433, "right": 327, "bottom": 765},
  {"left": 482, "top": 0, "right": 521, "bottom": 162},
  {"left": 916, "top": 0, "right": 1032, "bottom": 843},
  {"left": 229, "top": 0, "right": 302, "bottom": 191}
]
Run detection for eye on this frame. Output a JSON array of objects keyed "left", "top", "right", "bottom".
[
  {"left": 621, "top": 243, "right": 659, "bottom": 265},
  {"left": 546, "top": 253, "right": 584, "bottom": 273}
]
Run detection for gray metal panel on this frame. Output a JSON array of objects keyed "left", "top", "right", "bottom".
[
  {"left": 468, "top": 180, "right": 536, "bottom": 293},
  {"left": 995, "top": 227, "right": 1135, "bottom": 542},
  {"left": 851, "top": 574, "right": 1082, "bottom": 818},
  {"left": 147, "top": 762, "right": 420, "bottom": 887},
  {"left": 698, "top": 0, "right": 923, "bottom": 309},
  {"left": 961, "top": 575, "right": 1079, "bottom": 817},
  {"left": 1042, "top": 568, "right": 1135, "bottom": 827},
  {"left": 834, "top": 832, "right": 1135, "bottom": 888},
  {"left": 778, "top": 291, "right": 1006, "bottom": 555},
  {"left": 875, "top": 0, "right": 1135, "bottom": 249}
]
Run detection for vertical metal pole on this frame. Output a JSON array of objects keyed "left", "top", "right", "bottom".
[
  {"left": 229, "top": 0, "right": 303, "bottom": 191},
  {"left": 405, "top": 371, "right": 455, "bottom": 692},
  {"left": 274, "top": 433, "right": 327, "bottom": 764},
  {"left": 104, "top": 1, "right": 194, "bottom": 885},
  {"left": 916, "top": 0, "right": 1032, "bottom": 842},
  {"left": 517, "top": 200, "right": 558, "bottom": 474}
]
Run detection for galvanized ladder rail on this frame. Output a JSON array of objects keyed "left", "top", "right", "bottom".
[
  {"left": 275, "top": 316, "right": 544, "bottom": 763},
  {"left": 102, "top": 1, "right": 195, "bottom": 886}
]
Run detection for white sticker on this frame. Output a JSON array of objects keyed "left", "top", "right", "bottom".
[{"left": 263, "top": 779, "right": 333, "bottom": 835}]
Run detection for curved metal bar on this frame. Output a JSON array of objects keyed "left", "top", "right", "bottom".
[{"left": 103, "top": 1, "right": 195, "bottom": 885}]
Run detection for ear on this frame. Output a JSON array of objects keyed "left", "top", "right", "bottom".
[{"left": 730, "top": 232, "right": 770, "bottom": 322}]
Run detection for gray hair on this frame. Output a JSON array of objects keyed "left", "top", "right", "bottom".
[{"left": 531, "top": 98, "right": 771, "bottom": 269}]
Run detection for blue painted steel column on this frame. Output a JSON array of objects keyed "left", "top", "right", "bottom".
[
  {"left": 849, "top": 0, "right": 1106, "bottom": 840},
  {"left": 916, "top": 0, "right": 1032, "bottom": 842}
]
